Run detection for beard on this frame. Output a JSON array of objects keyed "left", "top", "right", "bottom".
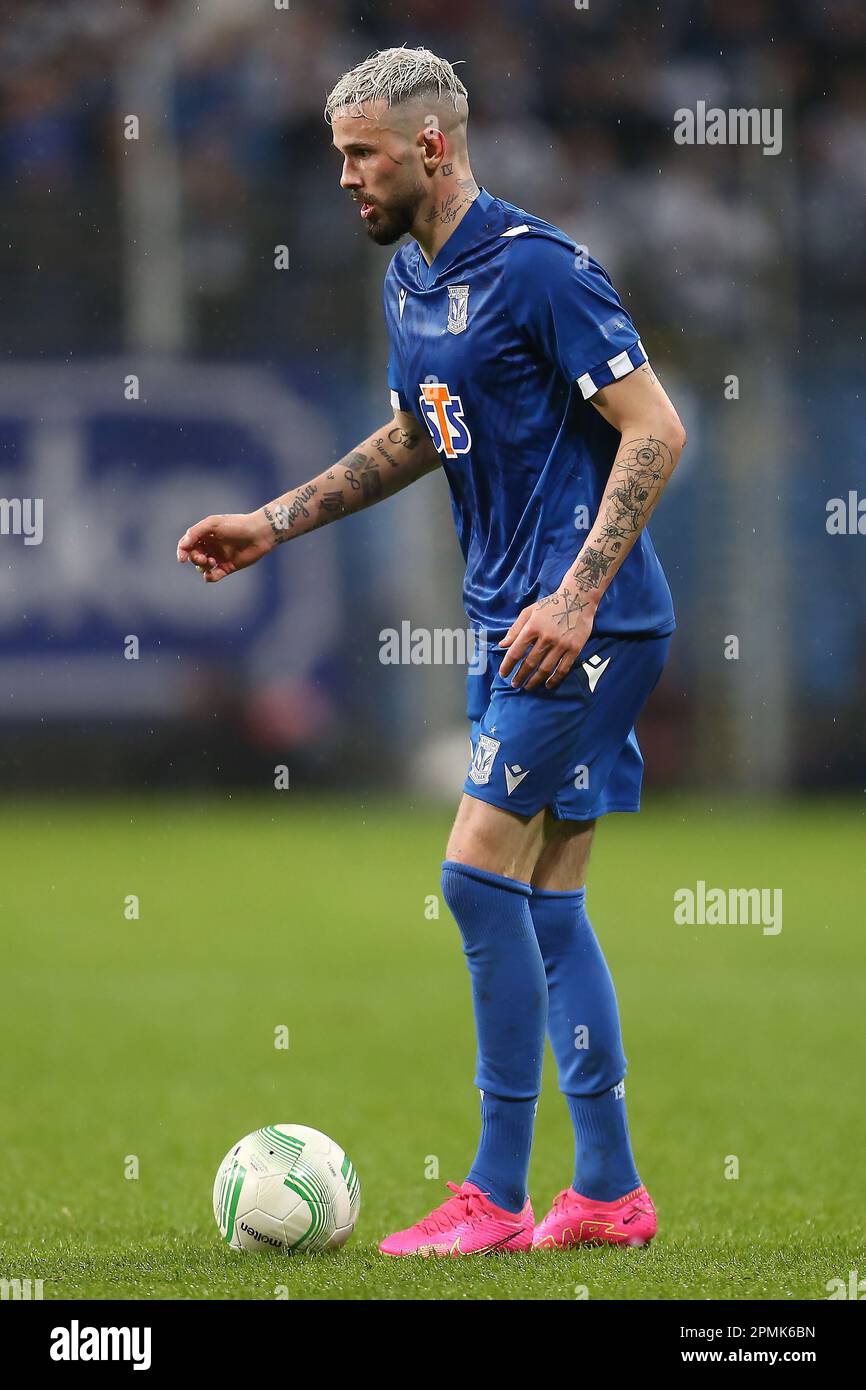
[{"left": 360, "top": 178, "right": 425, "bottom": 245}]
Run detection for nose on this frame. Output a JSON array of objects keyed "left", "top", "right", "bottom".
[{"left": 340, "top": 159, "right": 362, "bottom": 191}]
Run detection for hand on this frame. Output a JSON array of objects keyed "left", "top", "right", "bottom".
[
  {"left": 176, "top": 511, "right": 273, "bottom": 583},
  {"left": 498, "top": 585, "right": 596, "bottom": 690}
]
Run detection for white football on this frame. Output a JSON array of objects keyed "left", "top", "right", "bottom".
[{"left": 213, "top": 1123, "right": 361, "bottom": 1254}]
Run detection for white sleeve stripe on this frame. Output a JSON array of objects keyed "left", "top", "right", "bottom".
[
  {"left": 578, "top": 342, "right": 647, "bottom": 399},
  {"left": 607, "top": 350, "right": 634, "bottom": 380},
  {"left": 389, "top": 389, "right": 401, "bottom": 411}
]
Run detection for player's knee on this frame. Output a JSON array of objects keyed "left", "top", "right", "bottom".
[{"left": 560, "top": 1051, "right": 627, "bottom": 1097}]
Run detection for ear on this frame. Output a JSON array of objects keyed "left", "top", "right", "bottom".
[{"left": 418, "top": 115, "right": 447, "bottom": 173}]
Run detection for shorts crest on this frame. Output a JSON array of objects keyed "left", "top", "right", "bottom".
[{"left": 469, "top": 732, "right": 501, "bottom": 786}]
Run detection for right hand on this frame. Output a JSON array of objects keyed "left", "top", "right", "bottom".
[{"left": 176, "top": 511, "right": 273, "bottom": 583}]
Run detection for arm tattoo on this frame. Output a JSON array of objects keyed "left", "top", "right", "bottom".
[
  {"left": 361, "top": 468, "right": 382, "bottom": 501},
  {"left": 387, "top": 424, "right": 420, "bottom": 452},
  {"left": 569, "top": 435, "right": 674, "bottom": 595},
  {"left": 372, "top": 435, "right": 401, "bottom": 467},
  {"left": 264, "top": 429, "right": 424, "bottom": 542},
  {"left": 536, "top": 586, "right": 590, "bottom": 632},
  {"left": 264, "top": 482, "right": 317, "bottom": 542}
]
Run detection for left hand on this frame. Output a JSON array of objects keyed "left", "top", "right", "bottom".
[{"left": 498, "top": 585, "right": 596, "bottom": 690}]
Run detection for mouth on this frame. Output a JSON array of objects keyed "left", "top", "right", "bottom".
[{"left": 354, "top": 198, "right": 376, "bottom": 220}]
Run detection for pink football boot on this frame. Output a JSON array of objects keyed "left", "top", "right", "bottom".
[
  {"left": 533, "top": 1184, "right": 657, "bottom": 1249},
  {"left": 379, "top": 1181, "right": 534, "bottom": 1257}
]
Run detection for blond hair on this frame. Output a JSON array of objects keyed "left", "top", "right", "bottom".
[{"left": 325, "top": 46, "right": 468, "bottom": 123}]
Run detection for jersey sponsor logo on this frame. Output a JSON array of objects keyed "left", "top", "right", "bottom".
[
  {"left": 504, "top": 764, "right": 530, "bottom": 796},
  {"left": 398, "top": 287, "right": 408, "bottom": 321},
  {"left": 469, "top": 732, "right": 500, "bottom": 785},
  {"left": 582, "top": 653, "right": 611, "bottom": 692},
  {"left": 447, "top": 283, "right": 470, "bottom": 335},
  {"left": 418, "top": 382, "right": 473, "bottom": 458}
]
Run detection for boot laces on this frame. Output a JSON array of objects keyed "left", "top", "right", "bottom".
[{"left": 415, "top": 1182, "right": 487, "bottom": 1236}]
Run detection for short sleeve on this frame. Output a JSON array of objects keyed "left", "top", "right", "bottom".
[
  {"left": 505, "top": 236, "right": 647, "bottom": 399},
  {"left": 387, "top": 349, "right": 411, "bottom": 415}
]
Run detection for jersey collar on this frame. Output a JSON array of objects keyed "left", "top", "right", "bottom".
[{"left": 415, "top": 186, "right": 495, "bottom": 289}]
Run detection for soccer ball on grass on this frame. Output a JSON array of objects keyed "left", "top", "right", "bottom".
[{"left": 213, "top": 1123, "right": 360, "bottom": 1253}]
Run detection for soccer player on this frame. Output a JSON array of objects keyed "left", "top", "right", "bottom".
[{"left": 178, "top": 47, "right": 686, "bottom": 1257}]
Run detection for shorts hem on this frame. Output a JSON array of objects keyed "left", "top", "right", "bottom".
[
  {"left": 462, "top": 786, "right": 642, "bottom": 820},
  {"left": 461, "top": 785, "right": 541, "bottom": 819},
  {"left": 549, "top": 800, "right": 641, "bottom": 821}
]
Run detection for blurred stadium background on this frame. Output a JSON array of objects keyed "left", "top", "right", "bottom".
[{"left": 1, "top": 0, "right": 864, "bottom": 798}]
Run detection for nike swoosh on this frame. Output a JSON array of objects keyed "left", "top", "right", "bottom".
[
  {"left": 452, "top": 1228, "right": 521, "bottom": 1255},
  {"left": 622, "top": 1208, "right": 649, "bottom": 1225}
]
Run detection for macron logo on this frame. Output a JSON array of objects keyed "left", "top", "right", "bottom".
[
  {"left": 398, "top": 288, "right": 407, "bottom": 321},
  {"left": 504, "top": 764, "right": 530, "bottom": 796},
  {"left": 582, "top": 654, "right": 611, "bottom": 693}
]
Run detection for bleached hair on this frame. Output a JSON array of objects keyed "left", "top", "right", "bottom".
[{"left": 324, "top": 46, "right": 468, "bottom": 124}]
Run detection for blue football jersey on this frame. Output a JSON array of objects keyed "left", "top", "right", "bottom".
[{"left": 384, "top": 188, "right": 675, "bottom": 641}]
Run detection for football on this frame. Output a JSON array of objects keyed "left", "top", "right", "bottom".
[{"left": 213, "top": 1123, "right": 361, "bottom": 1254}]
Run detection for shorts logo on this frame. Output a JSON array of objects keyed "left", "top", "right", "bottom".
[
  {"left": 504, "top": 764, "right": 530, "bottom": 796},
  {"left": 582, "top": 653, "right": 611, "bottom": 692},
  {"left": 418, "top": 382, "right": 473, "bottom": 458},
  {"left": 447, "top": 284, "right": 470, "bottom": 335},
  {"left": 469, "top": 733, "right": 501, "bottom": 786}
]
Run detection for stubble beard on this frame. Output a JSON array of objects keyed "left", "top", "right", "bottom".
[{"left": 362, "top": 177, "right": 426, "bottom": 246}]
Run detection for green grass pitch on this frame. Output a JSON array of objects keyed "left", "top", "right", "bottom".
[{"left": 1, "top": 794, "right": 863, "bottom": 1301}]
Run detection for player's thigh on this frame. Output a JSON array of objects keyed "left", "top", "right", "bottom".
[
  {"left": 531, "top": 812, "right": 597, "bottom": 891},
  {"left": 446, "top": 792, "right": 546, "bottom": 882}
]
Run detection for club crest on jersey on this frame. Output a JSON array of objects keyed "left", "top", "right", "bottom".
[
  {"left": 418, "top": 382, "right": 472, "bottom": 458},
  {"left": 447, "top": 284, "right": 470, "bottom": 335},
  {"left": 469, "top": 732, "right": 500, "bottom": 786}
]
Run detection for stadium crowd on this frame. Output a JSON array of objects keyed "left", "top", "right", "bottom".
[{"left": 0, "top": 0, "right": 863, "bottom": 357}]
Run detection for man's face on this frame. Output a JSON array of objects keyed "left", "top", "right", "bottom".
[{"left": 331, "top": 107, "right": 426, "bottom": 246}]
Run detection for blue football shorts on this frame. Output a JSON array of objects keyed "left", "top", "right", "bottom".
[{"left": 463, "top": 630, "right": 671, "bottom": 821}]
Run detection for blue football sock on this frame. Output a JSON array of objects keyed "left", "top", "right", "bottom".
[
  {"left": 529, "top": 886, "right": 641, "bottom": 1202},
  {"left": 441, "top": 860, "right": 548, "bottom": 1213}
]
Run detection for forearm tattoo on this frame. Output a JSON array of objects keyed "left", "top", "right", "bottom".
[
  {"left": 567, "top": 435, "right": 674, "bottom": 603},
  {"left": 263, "top": 482, "right": 317, "bottom": 542},
  {"left": 263, "top": 431, "right": 423, "bottom": 543}
]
